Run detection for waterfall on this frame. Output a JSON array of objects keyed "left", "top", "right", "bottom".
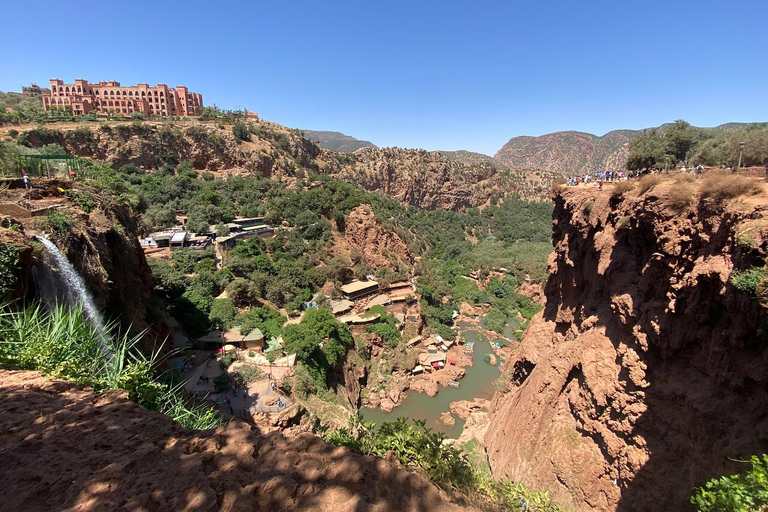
[{"left": 33, "top": 236, "right": 110, "bottom": 343}]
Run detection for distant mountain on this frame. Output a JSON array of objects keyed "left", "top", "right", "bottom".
[
  {"left": 493, "top": 123, "right": 766, "bottom": 176},
  {"left": 438, "top": 150, "right": 501, "bottom": 167},
  {"left": 301, "top": 130, "right": 377, "bottom": 152},
  {"left": 494, "top": 130, "right": 638, "bottom": 176}
]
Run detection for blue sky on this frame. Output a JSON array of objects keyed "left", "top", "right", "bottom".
[{"left": 1, "top": 0, "right": 766, "bottom": 155}]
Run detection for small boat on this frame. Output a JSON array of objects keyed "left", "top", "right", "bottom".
[{"left": 449, "top": 381, "right": 460, "bottom": 388}]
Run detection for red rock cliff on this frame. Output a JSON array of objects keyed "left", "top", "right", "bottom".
[{"left": 484, "top": 180, "right": 768, "bottom": 511}]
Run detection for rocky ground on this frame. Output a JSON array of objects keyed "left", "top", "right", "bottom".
[{"left": 0, "top": 369, "right": 475, "bottom": 512}]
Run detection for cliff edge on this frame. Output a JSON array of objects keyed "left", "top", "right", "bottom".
[{"left": 484, "top": 177, "right": 768, "bottom": 511}]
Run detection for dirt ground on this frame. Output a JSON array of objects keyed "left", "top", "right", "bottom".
[{"left": 0, "top": 369, "right": 475, "bottom": 512}]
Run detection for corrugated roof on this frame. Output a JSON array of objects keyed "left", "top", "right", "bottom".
[
  {"left": 243, "top": 328, "right": 264, "bottom": 342},
  {"left": 330, "top": 299, "right": 354, "bottom": 314},
  {"left": 418, "top": 352, "right": 447, "bottom": 365},
  {"left": 340, "top": 280, "right": 379, "bottom": 294},
  {"left": 170, "top": 231, "right": 188, "bottom": 243}
]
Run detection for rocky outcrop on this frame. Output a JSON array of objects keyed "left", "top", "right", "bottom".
[
  {"left": 344, "top": 204, "right": 412, "bottom": 271},
  {"left": 485, "top": 180, "right": 768, "bottom": 511},
  {"left": 336, "top": 147, "right": 555, "bottom": 210},
  {"left": 450, "top": 398, "right": 489, "bottom": 421},
  {"left": 0, "top": 369, "right": 471, "bottom": 512}
]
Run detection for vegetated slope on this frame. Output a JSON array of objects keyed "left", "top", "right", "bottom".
[
  {"left": 494, "top": 122, "right": 767, "bottom": 176},
  {"left": 336, "top": 147, "right": 556, "bottom": 210},
  {"left": 0, "top": 369, "right": 470, "bottom": 512},
  {"left": 3, "top": 120, "right": 555, "bottom": 210},
  {"left": 301, "top": 129, "right": 377, "bottom": 152},
  {"left": 438, "top": 150, "right": 499, "bottom": 166},
  {"left": 484, "top": 177, "right": 768, "bottom": 511},
  {"left": 494, "top": 130, "right": 637, "bottom": 177}
]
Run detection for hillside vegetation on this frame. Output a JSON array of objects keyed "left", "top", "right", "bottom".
[
  {"left": 0, "top": 118, "right": 554, "bottom": 209},
  {"left": 495, "top": 121, "right": 767, "bottom": 175},
  {"left": 626, "top": 120, "right": 768, "bottom": 170}
]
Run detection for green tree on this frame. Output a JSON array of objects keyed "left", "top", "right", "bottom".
[
  {"left": 209, "top": 298, "right": 237, "bottom": 329},
  {"left": 665, "top": 120, "right": 699, "bottom": 164},
  {"left": 626, "top": 130, "right": 666, "bottom": 170}
]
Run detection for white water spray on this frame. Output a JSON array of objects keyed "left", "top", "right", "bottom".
[{"left": 34, "top": 236, "right": 110, "bottom": 343}]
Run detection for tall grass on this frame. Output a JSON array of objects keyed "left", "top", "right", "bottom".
[{"left": 0, "top": 303, "right": 224, "bottom": 430}]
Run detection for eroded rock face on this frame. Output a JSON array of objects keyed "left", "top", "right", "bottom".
[
  {"left": 344, "top": 204, "right": 412, "bottom": 271},
  {"left": 485, "top": 183, "right": 768, "bottom": 511},
  {"left": 0, "top": 369, "right": 472, "bottom": 512}
]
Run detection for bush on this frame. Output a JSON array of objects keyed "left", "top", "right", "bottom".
[
  {"left": 731, "top": 267, "right": 768, "bottom": 296},
  {"left": 700, "top": 176, "right": 761, "bottom": 200},
  {"left": 692, "top": 454, "right": 768, "bottom": 511},
  {"left": 617, "top": 216, "right": 631, "bottom": 229},
  {"left": 666, "top": 182, "right": 695, "bottom": 210},
  {"left": 232, "top": 364, "right": 264, "bottom": 385},
  {"left": 611, "top": 180, "right": 635, "bottom": 198},
  {"left": 636, "top": 174, "right": 663, "bottom": 195},
  {"left": 0, "top": 241, "right": 22, "bottom": 300},
  {"left": 213, "top": 372, "right": 233, "bottom": 392},
  {"left": 232, "top": 122, "right": 250, "bottom": 142},
  {"left": 582, "top": 200, "right": 594, "bottom": 214},
  {"left": 42, "top": 209, "right": 75, "bottom": 237}
]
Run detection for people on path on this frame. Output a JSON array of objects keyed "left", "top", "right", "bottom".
[{"left": 22, "top": 171, "right": 31, "bottom": 190}]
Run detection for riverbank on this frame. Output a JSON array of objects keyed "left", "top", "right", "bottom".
[{"left": 361, "top": 327, "right": 502, "bottom": 438}]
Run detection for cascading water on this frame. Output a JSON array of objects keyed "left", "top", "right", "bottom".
[{"left": 33, "top": 236, "right": 111, "bottom": 351}]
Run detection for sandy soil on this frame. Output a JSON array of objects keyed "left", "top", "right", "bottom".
[{"left": 0, "top": 369, "right": 474, "bottom": 512}]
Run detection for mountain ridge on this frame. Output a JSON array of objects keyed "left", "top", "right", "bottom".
[
  {"left": 493, "top": 122, "right": 765, "bottom": 176},
  {"left": 300, "top": 129, "right": 377, "bottom": 152}
]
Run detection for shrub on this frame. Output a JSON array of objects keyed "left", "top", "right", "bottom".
[
  {"left": 582, "top": 200, "right": 594, "bottom": 214},
  {"left": 232, "top": 364, "right": 264, "bottom": 385},
  {"left": 218, "top": 352, "right": 236, "bottom": 370},
  {"left": 42, "top": 209, "right": 75, "bottom": 237},
  {"left": 731, "top": 267, "right": 768, "bottom": 295},
  {"left": 636, "top": 174, "right": 663, "bottom": 195},
  {"left": 213, "top": 372, "right": 233, "bottom": 392},
  {"left": 611, "top": 180, "right": 635, "bottom": 198},
  {"left": 692, "top": 454, "right": 768, "bottom": 511},
  {"left": 232, "top": 122, "right": 250, "bottom": 142},
  {"left": 666, "top": 182, "right": 695, "bottom": 210},
  {"left": 0, "top": 241, "right": 22, "bottom": 300},
  {"left": 700, "top": 176, "right": 761, "bottom": 200}
]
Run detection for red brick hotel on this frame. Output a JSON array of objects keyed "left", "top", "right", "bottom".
[{"left": 42, "top": 78, "right": 203, "bottom": 117}]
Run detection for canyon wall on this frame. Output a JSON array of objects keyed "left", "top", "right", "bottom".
[{"left": 484, "top": 180, "right": 768, "bottom": 511}]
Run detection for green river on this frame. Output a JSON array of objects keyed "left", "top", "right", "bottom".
[{"left": 361, "top": 323, "right": 503, "bottom": 438}]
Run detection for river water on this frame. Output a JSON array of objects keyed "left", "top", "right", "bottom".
[{"left": 361, "top": 326, "right": 502, "bottom": 438}]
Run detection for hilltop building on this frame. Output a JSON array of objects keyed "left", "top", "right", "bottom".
[
  {"left": 42, "top": 78, "right": 203, "bottom": 117},
  {"left": 22, "top": 83, "right": 50, "bottom": 98}
]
